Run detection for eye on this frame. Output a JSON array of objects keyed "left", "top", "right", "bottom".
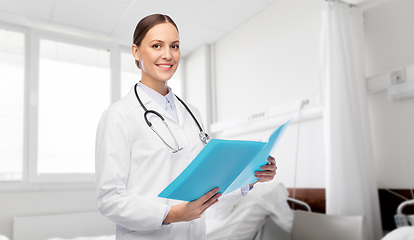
[
  {"left": 171, "top": 44, "right": 180, "bottom": 50},
  {"left": 152, "top": 44, "right": 161, "bottom": 49}
]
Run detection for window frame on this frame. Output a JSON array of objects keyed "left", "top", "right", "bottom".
[
  {"left": 119, "top": 46, "right": 142, "bottom": 97},
  {"left": 0, "top": 22, "right": 30, "bottom": 188},
  {"left": 29, "top": 30, "right": 120, "bottom": 184},
  {"left": 0, "top": 23, "right": 123, "bottom": 190}
]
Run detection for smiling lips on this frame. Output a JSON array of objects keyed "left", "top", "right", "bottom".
[{"left": 156, "top": 64, "right": 173, "bottom": 71}]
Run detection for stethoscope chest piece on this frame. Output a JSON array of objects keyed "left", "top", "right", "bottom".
[{"left": 199, "top": 131, "right": 210, "bottom": 145}]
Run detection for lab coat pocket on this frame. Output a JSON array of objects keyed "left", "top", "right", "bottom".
[{"left": 129, "top": 126, "right": 167, "bottom": 175}]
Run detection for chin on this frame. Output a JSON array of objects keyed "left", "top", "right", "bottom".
[
  {"left": 158, "top": 72, "right": 176, "bottom": 81},
  {"left": 154, "top": 76, "right": 173, "bottom": 83}
]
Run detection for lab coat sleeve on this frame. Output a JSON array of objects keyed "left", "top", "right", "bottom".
[
  {"left": 211, "top": 187, "right": 246, "bottom": 210},
  {"left": 95, "top": 108, "right": 167, "bottom": 231}
]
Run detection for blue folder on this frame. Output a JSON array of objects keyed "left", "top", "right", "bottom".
[{"left": 158, "top": 119, "right": 291, "bottom": 201}]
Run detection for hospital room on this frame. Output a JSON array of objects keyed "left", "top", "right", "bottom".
[{"left": 0, "top": 0, "right": 413, "bottom": 239}]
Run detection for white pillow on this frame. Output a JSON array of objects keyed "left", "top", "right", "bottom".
[
  {"left": 382, "top": 227, "right": 414, "bottom": 240},
  {"left": 206, "top": 181, "right": 294, "bottom": 240}
]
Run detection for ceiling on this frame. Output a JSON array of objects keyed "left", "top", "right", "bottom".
[{"left": 0, "top": 0, "right": 371, "bottom": 57}]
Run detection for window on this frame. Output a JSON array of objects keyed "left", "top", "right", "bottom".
[
  {"left": 0, "top": 29, "right": 184, "bottom": 188},
  {"left": 0, "top": 29, "right": 25, "bottom": 182},
  {"left": 121, "top": 51, "right": 141, "bottom": 97},
  {"left": 37, "top": 39, "right": 110, "bottom": 175}
]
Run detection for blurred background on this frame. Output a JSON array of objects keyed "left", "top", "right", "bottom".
[{"left": 0, "top": 0, "right": 413, "bottom": 239}]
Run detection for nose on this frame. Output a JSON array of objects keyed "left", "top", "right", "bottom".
[{"left": 162, "top": 48, "right": 172, "bottom": 61}]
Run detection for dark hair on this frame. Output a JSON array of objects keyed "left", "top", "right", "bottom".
[{"left": 133, "top": 14, "right": 179, "bottom": 69}]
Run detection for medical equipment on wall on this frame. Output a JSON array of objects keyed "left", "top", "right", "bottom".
[
  {"left": 134, "top": 83, "right": 210, "bottom": 152},
  {"left": 366, "top": 63, "right": 414, "bottom": 101},
  {"left": 394, "top": 199, "right": 414, "bottom": 228}
]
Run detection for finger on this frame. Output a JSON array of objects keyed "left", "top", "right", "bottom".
[
  {"left": 256, "top": 169, "right": 276, "bottom": 175},
  {"left": 203, "top": 193, "right": 221, "bottom": 207},
  {"left": 196, "top": 188, "right": 219, "bottom": 204},
  {"left": 255, "top": 174, "right": 276, "bottom": 181},
  {"left": 255, "top": 171, "right": 276, "bottom": 178},
  {"left": 255, "top": 174, "right": 275, "bottom": 181},
  {"left": 201, "top": 193, "right": 221, "bottom": 211},
  {"left": 200, "top": 198, "right": 219, "bottom": 215},
  {"left": 267, "top": 156, "right": 276, "bottom": 165},
  {"left": 260, "top": 165, "right": 277, "bottom": 171},
  {"left": 256, "top": 171, "right": 276, "bottom": 177}
]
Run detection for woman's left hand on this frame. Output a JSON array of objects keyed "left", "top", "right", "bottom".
[{"left": 249, "top": 156, "right": 277, "bottom": 187}]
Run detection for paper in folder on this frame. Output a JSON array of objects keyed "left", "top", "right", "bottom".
[{"left": 158, "top": 119, "right": 291, "bottom": 202}]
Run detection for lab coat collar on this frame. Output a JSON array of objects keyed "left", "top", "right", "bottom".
[
  {"left": 174, "top": 95, "right": 185, "bottom": 127},
  {"left": 137, "top": 82, "right": 177, "bottom": 115},
  {"left": 130, "top": 85, "right": 184, "bottom": 127},
  {"left": 131, "top": 85, "right": 150, "bottom": 107}
]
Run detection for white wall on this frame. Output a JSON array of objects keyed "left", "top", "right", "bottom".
[
  {"left": 213, "top": 0, "right": 324, "bottom": 122},
  {"left": 203, "top": 0, "right": 326, "bottom": 188},
  {"left": 365, "top": 0, "right": 414, "bottom": 189},
  {"left": 364, "top": 0, "right": 414, "bottom": 77},
  {"left": 184, "top": 44, "right": 212, "bottom": 130},
  {"left": 184, "top": 0, "right": 414, "bottom": 190}
]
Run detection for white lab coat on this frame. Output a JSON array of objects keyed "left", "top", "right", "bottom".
[{"left": 95, "top": 86, "right": 245, "bottom": 240}]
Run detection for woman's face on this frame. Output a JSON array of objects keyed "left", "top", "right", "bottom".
[{"left": 133, "top": 22, "right": 180, "bottom": 85}]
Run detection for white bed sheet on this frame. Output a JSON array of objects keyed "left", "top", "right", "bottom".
[
  {"left": 206, "top": 181, "right": 294, "bottom": 240},
  {"left": 47, "top": 235, "right": 115, "bottom": 240},
  {"left": 382, "top": 227, "right": 414, "bottom": 240}
]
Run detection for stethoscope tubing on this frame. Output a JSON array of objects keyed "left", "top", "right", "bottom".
[
  {"left": 133, "top": 83, "right": 210, "bottom": 151},
  {"left": 174, "top": 96, "right": 203, "bottom": 133}
]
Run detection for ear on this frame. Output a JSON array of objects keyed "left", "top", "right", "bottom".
[{"left": 131, "top": 44, "right": 140, "bottom": 60}]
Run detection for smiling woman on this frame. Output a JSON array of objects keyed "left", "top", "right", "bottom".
[
  {"left": 94, "top": 13, "right": 277, "bottom": 240},
  {"left": 131, "top": 14, "right": 180, "bottom": 96}
]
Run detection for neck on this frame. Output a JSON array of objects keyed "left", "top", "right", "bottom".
[{"left": 140, "top": 79, "right": 168, "bottom": 96}]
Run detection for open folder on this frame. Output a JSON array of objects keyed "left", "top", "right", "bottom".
[{"left": 158, "top": 119, "right": 291, "bottom": 202}]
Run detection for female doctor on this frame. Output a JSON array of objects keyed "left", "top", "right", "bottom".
[{"left": 95, "top": 14, "right": 277, "bottom": 240}]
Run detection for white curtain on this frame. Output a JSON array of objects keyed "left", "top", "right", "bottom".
[{"left": 320, "top": 2, "right": 382, "bottom": 240}]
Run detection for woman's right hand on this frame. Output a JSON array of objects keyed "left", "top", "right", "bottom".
[{"left": 163, "top": 188, "right": 222, "bottom": 223}]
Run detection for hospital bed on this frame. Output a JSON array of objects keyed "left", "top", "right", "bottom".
[
  {"left": 11, "top": 211, "right": 115, "bottom": 240},
  {"left": 6, "top": 188, "right": 412, "bottom": 240},
  {"left": 381, "top": 199, "right": 414, "bottom": 240},
  {"left": 6, "top": 181, "right": 372, "bottom": 240}
]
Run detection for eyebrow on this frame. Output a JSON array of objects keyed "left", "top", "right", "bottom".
[{"left": 150, "top": 39, "right": 180, "bottom": 44}]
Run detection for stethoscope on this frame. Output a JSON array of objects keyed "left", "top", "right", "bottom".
[{"left": 134, "top": 83, "right": 210, "bottom": 153}]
